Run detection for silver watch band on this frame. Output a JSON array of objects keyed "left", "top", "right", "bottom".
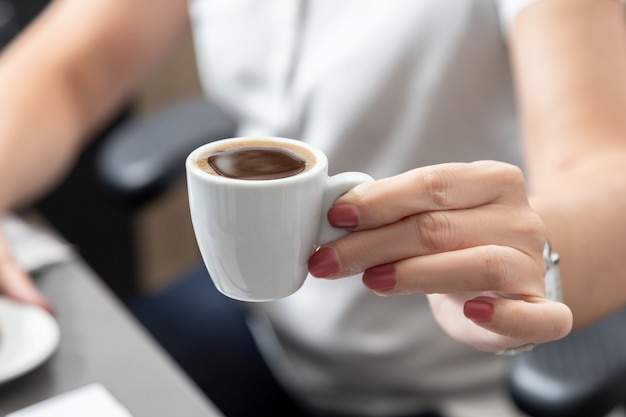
[
  {"left": 496, "top": 240, "right": 562, "bottom": 356},
  {"left": 543, "top": 240, "right": 563, "bottom": 303}
]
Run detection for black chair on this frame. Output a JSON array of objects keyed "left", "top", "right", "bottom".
[
  {"left": 508, "top": 306, "right": 626, "bottom": 417},
  {"left": 97, "top": 96, "right": 236, "bottom": 206}
]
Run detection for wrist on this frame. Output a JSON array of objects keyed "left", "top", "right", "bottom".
[{"left": 496, "top": 240, "right": 562, "bottom": 356}]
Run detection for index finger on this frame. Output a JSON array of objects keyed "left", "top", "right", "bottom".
[
  {"left": 333, "top": 161, "right": 529, "bottom": 230},
  {"left": 0, "top": 231, "right": 53, "bottom": 313}
]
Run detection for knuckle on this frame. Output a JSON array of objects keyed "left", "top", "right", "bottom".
[
  {"left": 520, "top": 211, "right": 546, "bottom": 239},
  {"left": 495, "top": 163, "right": 529, "bottom": 201},
  {"left": 531, "top": 257, "right": 547, "bottom": 288},
  {"left": 410, "top": 211, "right": 452, "bottom": 252},
  {"left": 495, "top": 162, "right": 525, "bottom": 187},
  {"left": 480, "top": 247, "right": 514, "bottom": 289},
  {"left": 503, "top": 163, "right": 525, "bottom": 183},
  {"left": 483, "top": 246, "right": 545, "bottom": 294},
  {"left": 421, "top": 167, "right": 454, "bottom": 208},
  {"left": 516, "top": 211, "right": 548, "bottom": 261}
]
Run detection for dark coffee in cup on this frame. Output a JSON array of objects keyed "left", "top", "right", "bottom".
[{"left": 197, "top": 139, "right": 317, "bottom": 180}]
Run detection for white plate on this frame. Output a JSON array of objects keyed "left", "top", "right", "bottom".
[{"left": 0, "top": 297, "right": 60, "bottom": 384}]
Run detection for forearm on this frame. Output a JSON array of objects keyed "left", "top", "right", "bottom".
[
  {"left": 0, "top": 69, "right": 84, "bottom": 210},
  {"left": 529, "top": 160, "right": 626, "bottom": 328},
  {"left": 511, "top": 0, "right": 626, "bottom": 327},
  {"left": 0, "top": 0, "right": 190, "bottom": 210}
]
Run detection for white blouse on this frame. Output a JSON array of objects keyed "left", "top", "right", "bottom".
[{"left": 186, "top": 1, "right": 584, "bottom": 416}]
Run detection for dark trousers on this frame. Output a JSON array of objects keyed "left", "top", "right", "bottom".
[{"left": 128, "top": 263, "right": 443, "bottom": 417}]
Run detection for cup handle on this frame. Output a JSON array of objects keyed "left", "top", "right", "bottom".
[{"left": 317, "top": 172, "right": 374, "bottom": 246}]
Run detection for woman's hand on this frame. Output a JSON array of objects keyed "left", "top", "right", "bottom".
[
  {"left": 0, "top": 229, "right": 52, "bottom": 313},
  {"left": 308, "top": 161, "right": 573, "bottom": 352}
]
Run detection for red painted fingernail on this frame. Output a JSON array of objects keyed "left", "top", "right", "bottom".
[
  {"left": 308, "top": 247, "right": 340, "bottom": 277},
  {"left": 362, "top": 264, "right": 397, "bottom": 290},
  {"left": 327, "top": 204, "right": 359, "bottom": 229},
  {"left": 463, "top": 300, "right": 494, "bottom": 322}
]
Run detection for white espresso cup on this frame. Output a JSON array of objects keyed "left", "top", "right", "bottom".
[{"left": 186, "top": 137, "right": 373, "bottom": 301}]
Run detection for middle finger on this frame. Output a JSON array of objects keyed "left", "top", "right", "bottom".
[{"left": 309, "top": 205, "right": 544, "bottom": 278}]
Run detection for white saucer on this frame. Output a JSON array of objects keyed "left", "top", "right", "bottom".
[{"left": 0, "top": 296, "right": 60, "bottom": 384}]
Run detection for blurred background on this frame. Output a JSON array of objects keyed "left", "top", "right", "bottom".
[{"left": 0, "top": 0, "right": 206, "bottom": 301}]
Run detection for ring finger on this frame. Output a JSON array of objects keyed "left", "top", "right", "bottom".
[
  {"left": 310, "top": 206, "right": 545, "bottom": 278},
  {"left": 363, "top": 245, "right": 545, "bottom": 296}
]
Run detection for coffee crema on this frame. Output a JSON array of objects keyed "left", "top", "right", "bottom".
[{"left": 197, "top": 140, "right": 317, "bottom": 180}]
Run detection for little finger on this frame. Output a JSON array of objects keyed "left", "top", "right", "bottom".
[{"left": 464, "top": 296, "right": 573, "bottom": 347}]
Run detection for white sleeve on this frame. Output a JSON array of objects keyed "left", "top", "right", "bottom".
[
  {"left": 497, "top": 0, "right": 543, "bottom": 36},
  {"left": 498, "top": 0, "right": 626, "bottom": 38}
]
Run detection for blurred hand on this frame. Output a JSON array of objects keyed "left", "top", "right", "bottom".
[
  {"left": 0, "top": 229, "right": 53, "bottom": 313},
  {"left": 308, "top": 161, "right": 573, "bottom": 352}
]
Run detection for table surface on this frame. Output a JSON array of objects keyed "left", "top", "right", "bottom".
[{"left": 0, "top": 256, "right": 224, "bottom": 417}]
